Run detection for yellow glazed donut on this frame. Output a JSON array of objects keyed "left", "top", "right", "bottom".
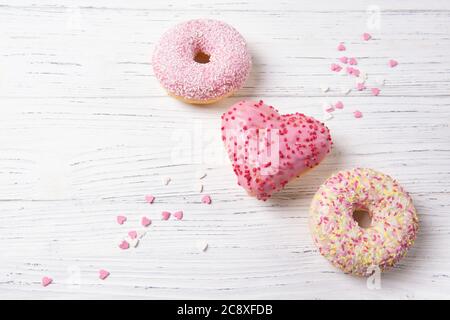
[{"left": 309, "top": 168, "right": 419, "bottom": 276}]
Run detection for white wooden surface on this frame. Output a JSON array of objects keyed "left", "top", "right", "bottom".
[{"left": 0, "top": 0, "right": 449, "bottom": 299}]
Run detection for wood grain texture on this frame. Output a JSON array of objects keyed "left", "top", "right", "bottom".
[{"left": 0, "top": 0, "right": 449, "bottom": 299}]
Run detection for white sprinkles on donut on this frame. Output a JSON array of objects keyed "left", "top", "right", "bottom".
[{"left": 152, "top": 19, "right": 252, "bottom": 104}]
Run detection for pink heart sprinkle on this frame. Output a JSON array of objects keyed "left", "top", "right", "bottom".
[
  {"left": 119, "top": 240, "right": 129, "bottom": 250},
  {"left": 349, "top": 57, "right": 357, "bottom": 65},
  {"left": 99, "top": 269, "right": 110, "bottom": 280},
  {"left": 337, "top": 43, "right": 346, "bottom": 51},
  {"left": 389, "top": 59, "right": 398, "bottom": 68},
  {"left": 352, "top": 68, "right": 360, "bottom": 77},
  {"left": 202, "top": 195, "right": 212, "bottom": 204},
  {"left": 173, "top": 211, "right": 183, "bottom": 220},
  {"left": 330, "top": 63, "right": 342, "bottom": 72},
  {"left": 371, "top": 88, "right": 381, "bottom": 96},
  {"left": 41, "top": 276, "right": 52, "bottom": 287},
  {"left": 353, "top": 110, "right": 363, "bottom": 118},
  {"left": 362, "top": 33, "right": 372, "bottom": 41},
  {"left": 334, "top": 101, "right": 344, "bottom": 109},
  {"left": 339, "top": 56, "right": 348, "bottom": 64},
  {"left": 145, "top": 195, "right": 155, "bottom": 204},
  {"left": 161, "top": 211, "right": 171, "bottom": 220},
  {"left": 128, "top": 230, "right": 138, "bottom": 239},
  {"left": 356, "top": 83, "right": 366, "bottom": 91},
  {"left": 141, "top": 216, "right": 152, "bottom": 227},
  {"left": 325, "top": 105, "right": 335, "bottom": 113},
  {"left": 116, "top": 215, "right": 127, "bottom": 225}
]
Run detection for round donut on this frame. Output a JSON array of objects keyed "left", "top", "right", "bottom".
[
  {"left": 152, "top": 19, "right": 252, "bottom": 104},
  {"left": 309, "top": 168, "right": 419, "bottom": 276}
]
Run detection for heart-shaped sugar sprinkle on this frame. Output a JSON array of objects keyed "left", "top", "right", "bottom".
[
  {"left": 99, "top": 269, "right": 110, "bottom": 280},
  {"left": 201, "top": 195, "right": 212, "bottom": 204},
  {"left": 145, "top": 195, "right": 155, "bottom": 204},
  {"left": 41, "top": 276, "right": 53, "bottom": 287},
  {"left": 116, "top": 215, "right": 127, "bottom": 225},
  {"left": 161, "top": 211, "right": 171, "bottom": 220},
  {"left": 173, "top": 211, "right": 183, "bottom": 220},
  {"left": 119, "top": 240, "right": 130, "bottom": 250},
  {"left": 141, "top": 216, "right": 152, "bottom": 227},
  {"left": 389, "top": 59, "right": 398, "bottom": 68},
  {"left": 128, "top": 230, "right": 138, "bottom": 239}
]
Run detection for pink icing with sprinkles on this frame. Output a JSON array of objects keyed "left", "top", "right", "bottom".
[
  {"left": 309, "top": 168, "right": 419, "bottom": 276},
  {"left": 152, "top": 19, "right": 252, "bottom": 103},
  {"left": 221, "top": 100, "right": 332, "bottom": 200}
]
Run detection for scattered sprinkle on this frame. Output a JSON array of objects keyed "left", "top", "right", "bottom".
[
  {"left": 145, "top": 195, "right": 155, "bottom": 204},
  {"left": 339, "top": 56, "right": 348, "bottom": 64},
  {"left": 389, "top": 59, "right": 398, "bottom": 68},
  {"left": 337, "top": 43, "right": 346, "bottom": 51},
  {"left": 128, "top": 237, "right": 139, "bottom": 248},
  {"left": 197, "top": 182, "right": 204, "bottom": 193},
  {"left": 198, "top": 172, "right": 207, "bottom": 180},
  {"left": 325, "top": 105, "right": 335, "bottom": 113},
  {"left": 41, "top": 276, "right": 53, "bottom": 287},
  {"left": 362, "top": 33, "right": 372, "bottom": 41},
  {"left": 141, "top": 216, "right": 152, "bottom": 227},
  {"left": 371, "top": 88, "right": 381, "bottom": 96},
  {"left": 346, "top": 67, "right": 360, "bottom": 77},
  {"left": 349, "top": 57, "right": 357, "bottom": 65},
  {"left": 359, "top": 71, "right": 368, "bottom": 80},
  {"left": 161, "top": 211, "right": 171, "bottom": 220},
  {"left": 331, "top": 63, "right": 342, "bottom": 72},
  {"left": 119, "top": 240, "right": 130, "bottom": 250},
  {"left": 356, "top": 82, "right": 366, "bottom": 91},
  {"left": 128, "top": 230, "right": 138, "bottom": 239},
  {"left": 323, "top": 112, "right": 333, "bottom": 121},
  {"left": 162, "top": 176, "right": 171, "bottom": 185},
  {"left": 116, "top": 215, "right": 127, "bottom": 225},
  {"left": 341, "top": 87, "right": 352, "bottom": 95},
  {"left": 202, "top": 195, "right": 212, "bottom": 204},
  {"left": 353, "top": 110, "right": 363, "bottom": 118},
  {"left": 196, "top": 240, "right": 209, "bottom": 252},
  {"left": 173, "top": 211, "right": 184, "bottom": 220},
  {"left": 334, "top": 101, "right": 344, "bottom": 109},
  {"left": 320, "top": 84, "right": 330, "bottom": 93},
  {"left": 99, "top": 269, "right": 110, "bottom": 280}
]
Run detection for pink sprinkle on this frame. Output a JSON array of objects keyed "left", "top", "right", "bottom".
[
  {"left": 353, "top": 110, "right": 363, "bottom": 118},
  {"left": 349, "top": 57, "right": 357, "bottom": 65},
  {"left": 161, "top": 211, "right": 171, "bottom": 220},
  {"left": 41, "top": 276, "right": 52, "bottom": 287},
  {"left": 339, "top": 56, "right": 348, "bottom": 64},
  {"left": 389, "top": 59, "right": 398, "bottom": 68},
  {"left": 99, "top": 269, "right": 110, "bottom": 280},
  {"left": 346, "top": 67, "right": 360, "bottom": 77},
  {"left": 202, "top": 195, "right": 212, "bottom": 204},
  {"left": 334, "top": 101, "right": 344, "bottom": 109},
  {"left": 325, "top": 105, "right": 335, "bottom": 113},
  {"left": 330, "top": 63, "right": 342, "bottom": 72},
  {"left": 362, "top": 33, "right": 372, "bottom": 41},
  {"left": 116, "top": 215, "right": 127, "bottom": 225},
  {"left": 173, "top": 211, "right": 183, "bottom": 220},
  {"left": 119, "top": 240, "right": 130, "bottom": 250},
  {"left": 352, "top": 68, "right": 360, "bottom": 77},
  {"left": 337, "top": 43, "right": 346, "bottom": 51},
  {"left": 141, "top": 216, "right": 152, "bottom": 227},
  {"left": 356, "top": 83, "right": 366, "bottom": 91},
  {"left": 128, "top": 230, "right": 138, "bottom": 239},
  {"left": 371, "top": 88, "right": 381, "bottom": 96},
  {"left": 145, "top": 195, "right": 155, "bottom": 204}
]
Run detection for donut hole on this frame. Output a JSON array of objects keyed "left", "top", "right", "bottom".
[
  {"left": 352, "top": 209, "right": 372, "bottom": 229},
  {"left": 194, "top": 51, "right": 211, "bottom": 64}
]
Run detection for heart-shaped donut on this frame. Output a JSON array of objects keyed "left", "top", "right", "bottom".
[{"left": 221, "top": 100, "right": 333, "bottom": 200}]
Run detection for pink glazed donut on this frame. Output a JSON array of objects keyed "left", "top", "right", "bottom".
[
  {"left": 152, "top": 19, "right": 252, "bottom": 104},
  {"left": 309, "top": 168, "right": 419, "bottom": 276}
]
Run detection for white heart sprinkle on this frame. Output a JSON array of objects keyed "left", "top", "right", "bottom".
[
  {"left": 196, "top": 240, "right": 208, "bottom": 252},
  {"left": 319, "top": 84, "right": 330, "bottom": 93},
  {"left": 162, "top": 176, "right": 171, "bottom": 186}
]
